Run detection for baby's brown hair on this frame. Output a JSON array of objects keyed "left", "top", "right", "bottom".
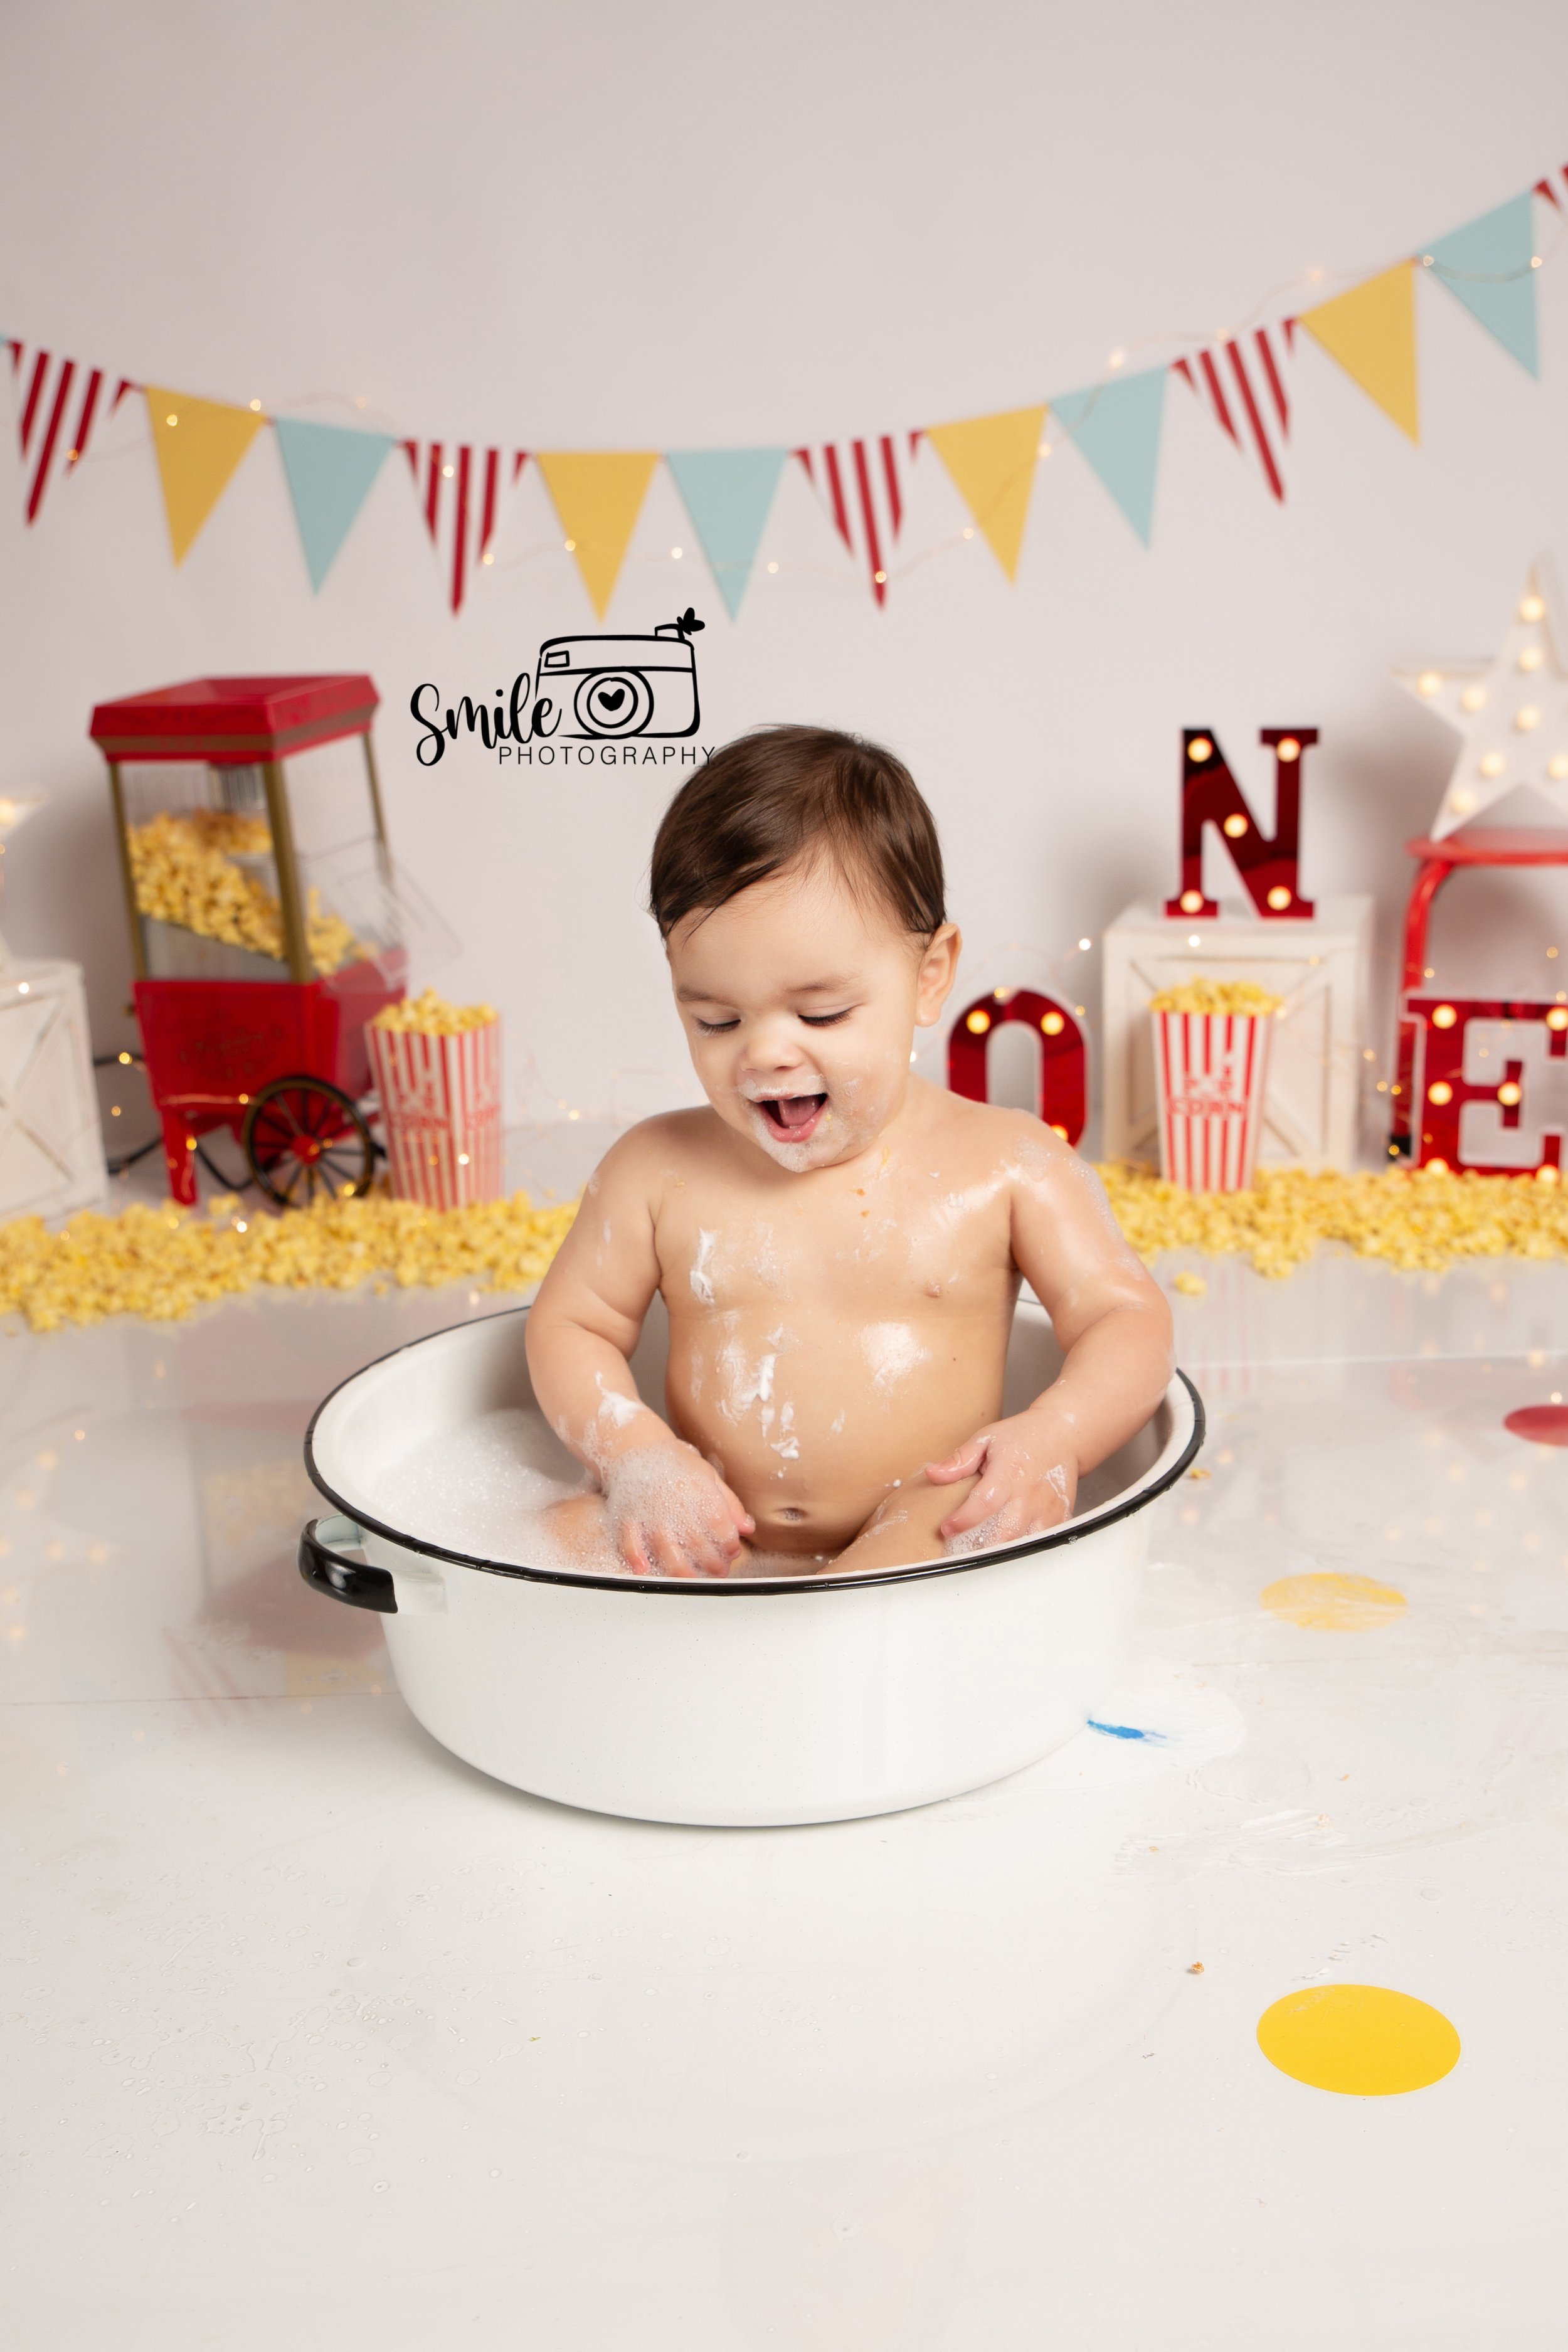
[{"left": 649, "top": 724, "right": 946, "bottom": 941}]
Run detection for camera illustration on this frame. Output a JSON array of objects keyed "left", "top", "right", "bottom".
[{"left": 532, "top": 617, "right": 701, "bottom": 741}]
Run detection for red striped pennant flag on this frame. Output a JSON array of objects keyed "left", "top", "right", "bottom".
[
  {"left": 1172, "top": 324, "right": 1293, "bottom": 504},
  {"left": 403, "top": 442, "right": 527, "bottom": 613},
  {"left": 1531, "top": 164, "right": 1568, "bottom": 208},
  {"left": 8, "top": 343, "right": 135, "bottom": 523},
  {"left": 794, "top": 435, "right": 916, "bottom": 607}
]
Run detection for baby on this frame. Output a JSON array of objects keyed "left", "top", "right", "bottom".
[{"left": 526, "top": 725, "right": 1173, "bottom": 1578}]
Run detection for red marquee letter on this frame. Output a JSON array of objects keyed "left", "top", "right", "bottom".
[
  {"left": 1407, "top": 995, "right": 1568, "bottom": 1173},
  {"left": 1165, "top": 726, "right": 1318, "bottom": 922},
  {"left": 947, "top": 989, "right": 1086, "bottom": 1145}
]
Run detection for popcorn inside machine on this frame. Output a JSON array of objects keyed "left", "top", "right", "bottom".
[{"left": 90, "top": 675, "right": 407, "bottom": 1207}]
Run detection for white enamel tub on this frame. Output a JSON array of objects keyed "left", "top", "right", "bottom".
[{"left": 300, "top": 1299, "right": 1202, "bottom": 1826}]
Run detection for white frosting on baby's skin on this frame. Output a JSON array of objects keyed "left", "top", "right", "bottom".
[
  {"left": 716, "top": 1325, "right": 777, "bottom": 1421},
  {"left": 689, "top": 1227, "right": 718, "bottom": 1306},
  {"left": 734, "top": 1069, "right": 898, "bottom": 1175},
  {"left": 737, "top": 1068, "right": 829, "bottom": 1106},
  {"left": 746, "top": 1111, "right": 829, "bottom": 1174},
  {"left": 734, "top": 1070, "right": 832, "bottom": 1170},
  {"left": 580, "top": 1372, "right": 657, "bottom": 1473},
  {"left": 594, "top": 1379, "right": 645, "bottom": 1430}
]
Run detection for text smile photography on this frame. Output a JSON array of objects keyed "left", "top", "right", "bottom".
[{"left": 411, "top": 608, "right": 712, "bottom": 768}]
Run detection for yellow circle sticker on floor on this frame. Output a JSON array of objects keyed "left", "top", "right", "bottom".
[
  {"left": 1261, "top": 1572, "right": 1406, "bottom": 1629},
  {"left": 1258, "top": 1984, "right": 1460, "bottom": 2095}
]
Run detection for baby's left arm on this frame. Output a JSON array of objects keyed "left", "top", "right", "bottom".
[{"left": 924, "top": 1133, "right": 1173, "bottom": 1548}]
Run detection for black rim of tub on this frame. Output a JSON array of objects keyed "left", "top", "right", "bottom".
[{"left": 303, "top": 1305, "right": 1205, "bottom": 1599}]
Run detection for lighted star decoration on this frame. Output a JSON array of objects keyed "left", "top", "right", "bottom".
[{"left": 1393, "top": 567, "right": 1568, "bottom": 839}]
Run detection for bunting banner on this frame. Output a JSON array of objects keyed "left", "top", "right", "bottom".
[
  {"left": 6, "top": 162, "right": 1565, "bottom": 614},
  {"left": 923, "top": 405, "right": 1046, "bottom": 580},
  {"left": 1050, "top": 367, "right": 1168, "bottom": 545},
  {"left": 146, "top": 387, "right": 267, "bottom": 564},
  {"left": 665, "top": 447, "right": 788, "bottom": 617},
  {"left": 534, "top": 450, "right": 659, "bottom": 619},
  {"left": 403, "top": 441, "right": 523, "bottom": 614},
  {"left": 1172, "top": 325, "right": 1293, "bottom": 503},
  {"left": 795, "top": 437, "right": 914, "bottom": 606},
  {"left": 274, "top": 418, "right": 396, "bottom": 591},
  {"left": 1424, "top": 192, "right": 1539, "bottom": 375},
  {"left": 1299, "top": 263, "right": 1420, "bottom": 445},
  {"left": 8, "top": 343, "right": 130, "bottom": 524}
]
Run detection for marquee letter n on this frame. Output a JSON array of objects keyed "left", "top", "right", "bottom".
[{"left": 1163, "top": 727, "right": 1318, "bottom": 921}]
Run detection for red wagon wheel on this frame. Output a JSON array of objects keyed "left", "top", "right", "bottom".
[{"left": 241, "top": 1076, "right": 374, "bottom": 1210}]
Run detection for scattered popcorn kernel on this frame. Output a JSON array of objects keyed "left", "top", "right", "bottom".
[
  {"left": 0, "top": 1190, "right": 575, "bottom": 1333},
  {"left": 1096, "top": 1160, "right": 1568, "bottom": 1281},
  {"left": 1172, "top": 1270, "right": 1208, "bottom": 1296}
]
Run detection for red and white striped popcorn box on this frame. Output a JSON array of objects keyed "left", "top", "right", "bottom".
[
  {"left": 1151, "top": 1009, "right": 1274, "bottom": 1192},
  {"left": 366, "top": 1016, "right": 504, "bottom": 1209}
]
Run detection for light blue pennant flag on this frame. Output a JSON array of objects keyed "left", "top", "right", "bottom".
[
  {"left": 274, "top": 417, "right": 396, "bottom": 590},
  {"left": 1049, "top": 366, "right": 1168, "bottom": 546},
  {"left": 665, "top": 447, "right": 788, "bottom": 618},
  {"left": 1424, "top": 192, "right": 1539, "bottom": 376}
]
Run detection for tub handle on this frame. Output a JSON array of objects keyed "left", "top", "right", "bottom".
[{"left": 299, "top": 1514, "right": 398, "bottom": 1614}]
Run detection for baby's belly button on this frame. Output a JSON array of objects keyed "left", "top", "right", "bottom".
[{"left": 749, "top": 1489, "right": 872, "bottom": 1545}]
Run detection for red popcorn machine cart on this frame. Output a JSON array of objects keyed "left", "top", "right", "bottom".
[{"left": 90, "top": 675, "right": 407, "bottom": 1208}]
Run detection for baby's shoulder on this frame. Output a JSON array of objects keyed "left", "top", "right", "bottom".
[
  {"left": 586, "top": 1107, "right": 726, "bottom": 1197},
  {"left": 920, "top": 1083, "right": 1077, "bottom": 1182}
]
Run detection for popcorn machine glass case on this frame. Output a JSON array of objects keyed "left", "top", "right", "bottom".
[{"left": 90, "top": 675, "right": 406, "bottom": 1208}]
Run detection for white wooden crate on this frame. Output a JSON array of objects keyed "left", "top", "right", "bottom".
[
  {"left": 0, "top": 960, "right": 107, "bottom": 1223},
  {"left": 1101, "top": 897, "right": 1374, "bottom": 1172}
]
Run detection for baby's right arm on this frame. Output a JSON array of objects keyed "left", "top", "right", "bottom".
[{"left": 525, "top": 1131, "right": 755, "bottom": 1577}]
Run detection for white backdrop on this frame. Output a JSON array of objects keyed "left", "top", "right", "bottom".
[{"left": 3, "top": 0, "right": 1567, "bottom": 1145}]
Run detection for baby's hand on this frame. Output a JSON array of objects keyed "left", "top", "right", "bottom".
[
  {"left": 603, "top": 1434, "right": 755, "bottom": 1579},
  {"left": 923, "top": 1409, "right": 1079, "bottom": 1554}
]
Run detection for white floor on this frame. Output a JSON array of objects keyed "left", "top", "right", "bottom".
[{"left": 3, "top": 1215, "right": 1567, "bottom": 2347}]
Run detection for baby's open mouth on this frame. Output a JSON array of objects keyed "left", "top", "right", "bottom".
[{"left": 755, "top": 1091, "right": 827, "bottom": 1142}]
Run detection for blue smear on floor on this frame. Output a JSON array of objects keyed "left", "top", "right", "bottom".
[{"left": 1088, "top": 1719, "right": 1168, "bottom": 1744}]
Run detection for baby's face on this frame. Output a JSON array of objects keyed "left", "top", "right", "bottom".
[{"left": 668, "top": 857, "right": 958, "bottom": 1173}]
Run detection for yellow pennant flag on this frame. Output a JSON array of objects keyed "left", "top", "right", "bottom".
[
  {"left": 1300, "top": 264, "right": 1419, "bottom": 444},
  {"left": 924, "top": 405, "right": 1047, "bottom": 580},
  {"left": 146, "top": 388, "right": 267, "bottom": 564},
  {"left": 536, "top": 452, "right": 660, "bottom": 618}
]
